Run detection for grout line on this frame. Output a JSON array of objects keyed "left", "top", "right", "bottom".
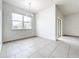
[
  {"left": 3, "top": 37, "right": 61, "bottom": 58},
  {"left": 48, "top": 42, "right": 61, "bottom": 58},
  {"left": 28, "top": 43, "right": 51, "bottom": 58},
  {"left": 37, "top": 43, "right": 59, "bottom": 58},
  {"left": 28, "top": 40, "right": 59, "bottom": 58},
  {"left": 67, "top": 44, "right": 71, "bottom": 58}
]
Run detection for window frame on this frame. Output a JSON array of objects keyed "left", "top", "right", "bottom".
[{"left": 11, "top": 13, "right": 32, "bottom": 30}]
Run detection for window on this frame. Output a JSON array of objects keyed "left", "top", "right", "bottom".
[
  {"left": 12, "top": 13, "right": 32, "bottom": 30},
  {"left": 24, "top": 16, "right": 32, "bottom": 29}
]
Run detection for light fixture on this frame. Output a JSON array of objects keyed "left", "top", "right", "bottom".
[
  {"left": 26, "top": 0, "right": 33, "bottom": 17},
  {"left": 51, "top": 0, "right": 53, "bottom": 8}
]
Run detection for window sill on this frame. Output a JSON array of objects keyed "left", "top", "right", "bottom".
[{"left": 11, "top": 29, "right": 32, "bottom": 31}]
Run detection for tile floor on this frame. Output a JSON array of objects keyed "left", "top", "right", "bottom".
[{"left": 0, "top": 36, "right": 79, "bottom": 58}]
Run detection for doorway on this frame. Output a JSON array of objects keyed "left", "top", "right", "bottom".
[{"left": 56, "top": 17, "right": 62, "bottom": 39}]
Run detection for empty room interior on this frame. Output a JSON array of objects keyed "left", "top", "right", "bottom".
[{"left": 0, "top": 0, "right": 79, "bottom": 58}]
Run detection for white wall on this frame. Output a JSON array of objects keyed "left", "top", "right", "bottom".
[
  {"left": 64, "top": 14, "right": 79, "bottom": 36},
  {"left": 36, "top": 5, "right": 56, "bottom": 40},
  {"left": 2, "top": 2, "right": 36, "bottom": 42},
  {"left": 0, "top": 0, "right": 2, "bottom": 51},
  {"left": 56, "top": 7, "right": 63, "bottom": 20}
]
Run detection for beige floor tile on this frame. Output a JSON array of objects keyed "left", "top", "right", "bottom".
[
  {"left": 51, "top": 43, "right": 69, "bottom": 58},
  {"left": 29, "top": 52, "right": 44, "bottom": 58},
  {"left": 1, "top": 36, "right": 79, "bottom": 58}
]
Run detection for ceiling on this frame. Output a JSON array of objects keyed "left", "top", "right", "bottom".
[
  {"left": 3, "top": 0, "right": 79, "bottom": 15},
  {"left": 3, "top": 0, "right": 51, "bottom": 13},
  {"left": 56, "top": 0, "right": 79, "bottom": 16}
]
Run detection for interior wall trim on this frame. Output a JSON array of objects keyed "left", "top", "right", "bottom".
[
  {"left": 63, "top": 34, "right": 79, "bottom": 37},
  {"left": 3, "top": 36, "right": 37, "bottom": 44}
]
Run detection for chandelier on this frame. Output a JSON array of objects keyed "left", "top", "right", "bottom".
[{"left": 26, "top": 0, "right": 33, "bottom": 17}]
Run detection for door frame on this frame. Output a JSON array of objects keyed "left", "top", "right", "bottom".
[{"left": 56, "top": 17, "right": 63, "bottom": 40}]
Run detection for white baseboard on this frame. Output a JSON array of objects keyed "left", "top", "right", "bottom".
[{"left": 3, "top": 36, "right": 37, "bottom": 43}]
